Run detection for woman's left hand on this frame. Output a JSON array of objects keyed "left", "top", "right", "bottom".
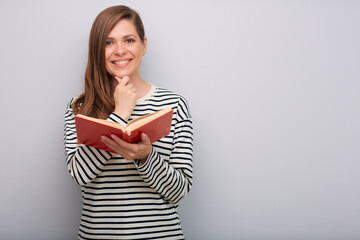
[{"left": 101, "top": 133, "right": 152, "bottom": 163}]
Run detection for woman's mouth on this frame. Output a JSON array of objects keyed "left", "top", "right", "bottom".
[{"left": 112, "top": 59, "right": 131, "bottom": 65}]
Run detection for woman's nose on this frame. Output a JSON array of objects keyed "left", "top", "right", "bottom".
[{"left": 114, "top": 43, "right": 126, "bottom": 55}]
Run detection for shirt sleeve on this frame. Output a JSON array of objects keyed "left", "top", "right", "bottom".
[
  {"left": 63, "top": 99, "right": 127, "bottom": 186},
  {"left": 135, "top": 97, "right": 194, "bottom": 204}
]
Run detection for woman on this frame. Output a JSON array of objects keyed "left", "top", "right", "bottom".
[{"left": 64, "top": 5, "right": 193, "bottom": 240}]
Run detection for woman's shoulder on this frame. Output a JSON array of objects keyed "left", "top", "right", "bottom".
[
  {"left": 154, "top": 86, "right": 188, "bottom": 102},
  {"left": 66, "top": 97, "right": 76, "bottom": 108},
  {"left": 153, "top": 86, "right": 192, "bottom": 118},
  {"left": 66, "top": 95, "right": 83, "bottom": 110}
]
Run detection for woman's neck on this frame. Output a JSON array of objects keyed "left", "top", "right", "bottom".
[{"left": 131, "top": 77, "right": 151, "bottom": 99}]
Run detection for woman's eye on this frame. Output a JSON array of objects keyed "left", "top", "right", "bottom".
[
  {"left": 105, "top": 41, "right": 113, "bottom": 46},
  {"left": 126, "top": 39, "right": 134, "bottom": 44}
]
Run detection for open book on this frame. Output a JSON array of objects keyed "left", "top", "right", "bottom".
[{"left": 75, "top": 108, "right": 173, "bottom": 153}]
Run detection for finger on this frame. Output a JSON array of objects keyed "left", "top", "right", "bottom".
[
  {"left": 126, "top": 83, "right": 134, "bottom": 89},
  {"left": 101, "top": 136, "right": 117, "bottom": 149},
  {"left": 115, "top": 76, "right": 130, "bottom": 87},
  {"left": 101, "top": 135, "right": 111, "bottom": 144},
  {"left": 120, "top": 76, "right": 130, "bottom": 86},
  {"left": 140, "top": 133, "right": 150, "bottom": 145},
  {"left": 110, "top": 134, "right": 134, "bottom": 150},
  {"left": 101, "top": 136, "right": 121, "bottom": 154},
  {"left": 122, "top": 76, "right": 130, "bottom": 83},
  {"left": 126, "top": 83, "right": 137, "bottom": 93},
  {"left": 101, "top": 136, "right": 131, "bottom": 158},
  {"left": 114, "top": 76, "right": 122, "bottom": 83}
]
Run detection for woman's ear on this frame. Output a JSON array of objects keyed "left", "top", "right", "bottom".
[{"left": 142, "top": 37, "right": 148, "bottom": 56}]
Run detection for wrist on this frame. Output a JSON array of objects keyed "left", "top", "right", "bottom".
[
  {"left": 139, "top": 145, "right": 152, "bottom": 165},
  {"left": 114, "top": 108, "right": 131, "bottom": 121},
  {"left": 139, "top": 158, "right": 147, "bottom": 165}
]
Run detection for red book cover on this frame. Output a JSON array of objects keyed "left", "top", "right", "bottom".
[{"left": 75, "top": 108, "right": 173, "bottom": 154}]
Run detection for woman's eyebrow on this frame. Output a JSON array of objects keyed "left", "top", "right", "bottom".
[
  {"left": 123, "top": 34, "right": 137, "bottom": 38},
  {"left": 107, "top": 34, "right": 137, "bottom": 39}
]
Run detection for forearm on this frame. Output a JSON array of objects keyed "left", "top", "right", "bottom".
[
  {"left": 136, "top": 118, "right": 194, "bottom": 204},
  {"left": 137, "top": 149, "right": 193, "bottom": 204},
  {"left": 64, "top": 108, "right": 113, "bottom": 185},
  {"left": 65, "top": 145, "right": 112, "bottom": 185}
]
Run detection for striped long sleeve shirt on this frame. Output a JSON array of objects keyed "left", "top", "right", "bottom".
[{"left": 64, "top": 85, "right": 193, "bottom": 240}]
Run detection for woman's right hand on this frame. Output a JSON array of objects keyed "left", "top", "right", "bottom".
[{"left": 113, "top": 76, "right": 137, "bottom": 121}]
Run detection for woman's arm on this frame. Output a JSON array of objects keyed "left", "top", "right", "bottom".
[
  {"left": 64, "top": 100, "right": 127, "bottom": 186},
  {"left": 96, "top": 96, "right": 194, "bottom": 204},
  {"left": 136, "top": 98, "right": 194, "bottom": 204}
]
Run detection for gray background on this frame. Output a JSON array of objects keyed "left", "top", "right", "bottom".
[{"left": 0, "top": 0, "right": 359, "bottom": 239}]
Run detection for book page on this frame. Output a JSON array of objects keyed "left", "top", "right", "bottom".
[{"left": 126, "top": 108, "right": 171, "bottom": 132}]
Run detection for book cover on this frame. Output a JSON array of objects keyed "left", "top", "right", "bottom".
[{"left": 75, "top": 108, "right": 173, "bottom": 153}]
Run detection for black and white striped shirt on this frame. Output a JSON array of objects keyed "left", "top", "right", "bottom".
[{"left": 64, "top": 85, "right": 193, "bottom": 240}]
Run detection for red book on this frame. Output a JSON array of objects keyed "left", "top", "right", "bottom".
[{"left": 75, "top": 108, "right": 173, "bottom": 153}]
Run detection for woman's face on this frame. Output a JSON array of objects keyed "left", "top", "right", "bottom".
[{"left": 105, "top": 19, "right": 147, "bottom": 80}]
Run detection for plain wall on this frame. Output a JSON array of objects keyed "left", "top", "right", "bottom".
[{"left": 0, "top": 0, "right": 359, "bottom": 239}]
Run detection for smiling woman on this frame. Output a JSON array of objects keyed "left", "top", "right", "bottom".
[{"left": 64, "top": 5, "right": 193, "bottom": 240}]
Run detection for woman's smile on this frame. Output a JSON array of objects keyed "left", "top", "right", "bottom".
[{"left": 111, "top": 59, "right": 132, "bottom": 67}]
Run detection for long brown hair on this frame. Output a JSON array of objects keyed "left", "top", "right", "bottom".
[{"left": 72, "top": 5, "right": 145, "bottom": 119}]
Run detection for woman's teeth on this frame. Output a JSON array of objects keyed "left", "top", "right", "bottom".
[{"left": 114, "top": 60, "right": 130, "bottom": 64}]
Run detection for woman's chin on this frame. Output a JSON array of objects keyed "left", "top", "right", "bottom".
[
  {"left": 116, "top": 74, "right": 126, "bottom": 78},
  {"left": 110, "top": 72, "right": 128, "bottom": 79},
  {"left": 115, "top": 71, "right": 131, "bottom": 79}
]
